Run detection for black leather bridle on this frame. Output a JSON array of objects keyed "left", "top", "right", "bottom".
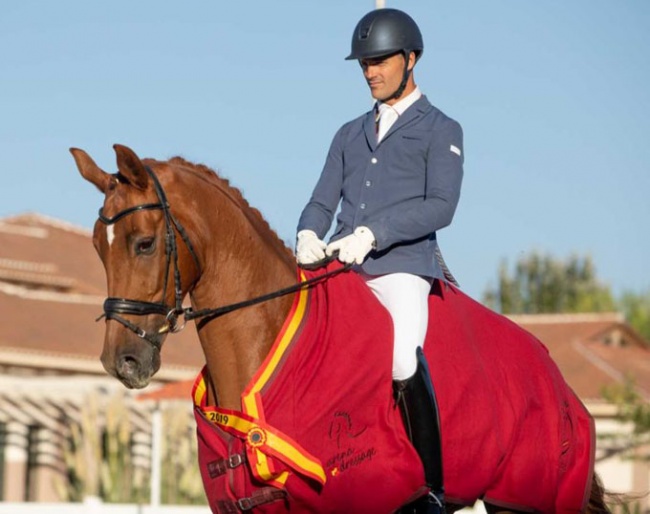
[
  {"left": 96, "top": 165, "right": 350, "bottom": 350},
  {"left": 97, "top": 166, "right": 201, "bottom": 349}
]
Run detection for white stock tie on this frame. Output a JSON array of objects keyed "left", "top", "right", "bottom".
[{"left": 377, "top": 103, "right": 399, "bottom": 143}]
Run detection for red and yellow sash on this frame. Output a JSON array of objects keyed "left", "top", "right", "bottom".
[{"left": 192, "top": 272, "right": 326, "bottom": 489}]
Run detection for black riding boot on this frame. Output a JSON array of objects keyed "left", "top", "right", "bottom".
[{"left": 393, "top": 347, "right": 445, "bottom": 514}]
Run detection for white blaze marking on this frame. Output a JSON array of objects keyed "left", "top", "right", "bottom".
[{"left": 107, "top": 225, "right": 115, "bottom": 246}]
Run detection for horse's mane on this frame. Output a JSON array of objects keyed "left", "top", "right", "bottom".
[{"left": 161, "top": 156, "right": 293, "bottom": 260}]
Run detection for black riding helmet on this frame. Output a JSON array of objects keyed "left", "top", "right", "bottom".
[
  {"left": 346, "top": 8, "right": 423, "bottom": 62},
  {"left": 346, "top": 9, "right": 424, "bottom": 102}
]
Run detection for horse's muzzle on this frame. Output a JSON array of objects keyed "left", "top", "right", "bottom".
[
  {"left": 116, "top": 354, "right": 153, "bottom": 389},
  {"left": 102, "top": 347, "right": 161, "bottom": 390}
]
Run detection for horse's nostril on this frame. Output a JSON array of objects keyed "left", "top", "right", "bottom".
[{"left": 119, "top": 356, "right": 140, "bottom": 377}]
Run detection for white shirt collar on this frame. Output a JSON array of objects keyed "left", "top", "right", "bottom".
[{"left": 376, "top": 86, "right": 422, "bottom": 117}]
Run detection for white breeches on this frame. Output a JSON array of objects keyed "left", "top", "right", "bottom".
[{"left": 360, "top": 272, "right": 433, "bottom": 381}]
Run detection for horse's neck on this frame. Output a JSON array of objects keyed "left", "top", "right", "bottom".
[
  {"left": 196, "top": 299, "right": 294, "bottom": 410},
  {"left": 188, "top": 195, "right": 297, "bottom": 411}
]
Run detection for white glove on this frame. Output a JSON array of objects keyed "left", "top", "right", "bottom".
[
  {"left": 295, "top": 230, "right": 327, "bottom": 265},
  {"left": 326, "top": 226, "right": 376, "bottom": 265}
]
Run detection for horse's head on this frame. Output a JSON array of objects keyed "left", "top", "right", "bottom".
[{"left": 71, "top": 144, "right": 200, "bottom": 389}]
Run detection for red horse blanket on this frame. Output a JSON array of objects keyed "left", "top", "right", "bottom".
[{"left": 192, "top": 262, "right": 594, "bottom": 513}]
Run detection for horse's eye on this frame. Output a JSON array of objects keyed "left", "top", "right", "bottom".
[{"left": 135, "top": 237, "right": 156, "bottom": 255}]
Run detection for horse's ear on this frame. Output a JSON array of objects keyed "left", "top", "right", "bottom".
[
  {"left": 70, "top": 148, "right": 112, "bottom": 193},
  {"left": 113, "top": 144, "right": 149, "bottom": 191}
]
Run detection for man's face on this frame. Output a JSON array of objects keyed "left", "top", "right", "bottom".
[{"left": 360, "top": 52, "right": 414, "bottom": 103}]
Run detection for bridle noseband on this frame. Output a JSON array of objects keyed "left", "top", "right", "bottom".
[
  {"left": 97, "top": 165, "right": 351, "bottom": 350},
  {"left": 97, "top": 166, "right": 201, "bottom": 349}
]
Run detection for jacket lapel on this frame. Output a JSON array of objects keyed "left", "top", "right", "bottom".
[
  {"left": 380, "top": 95, "right": 432, "bottom": 144},
  {"left": 363, "top": 109, "right": 378, "bottom": 151}
]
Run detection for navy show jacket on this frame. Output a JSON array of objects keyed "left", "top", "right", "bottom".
[{"left": 298, "top": 95, "right": 464, "bottom": 280}]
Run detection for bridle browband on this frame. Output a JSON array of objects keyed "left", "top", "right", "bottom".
[{"left": 97, "top": 165, "right": 350, "bottom": 349}]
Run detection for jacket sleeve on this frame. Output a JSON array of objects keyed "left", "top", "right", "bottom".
[
  {"left": 370, "top": 118, "right": 464, "bottom": 251},
  {"left": 296, "top": 126, "right": 347, "bottom": 239}
]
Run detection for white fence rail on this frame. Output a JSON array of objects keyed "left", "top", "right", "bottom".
[
  {"left": 0, "top": 500, "right": 486, "bottom": 514},
  {"left": 0, "top": 502, "right": 211, "bottom": 514},
  {"left": 0, "top": 503, "right": 484, "bottom": 514}
]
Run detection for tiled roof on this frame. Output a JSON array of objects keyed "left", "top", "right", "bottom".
[
  {"left": 510, "top": 312, "right": 650, "bottom": 402},
  {"left": 0, "top": 213, "right": 205, "bottom": 379}
]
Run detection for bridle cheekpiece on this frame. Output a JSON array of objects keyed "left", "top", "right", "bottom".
[{"left": 97, "top": 166, "right": 200, "bottom": 349}]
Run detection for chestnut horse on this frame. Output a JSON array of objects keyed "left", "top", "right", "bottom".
[{"left": 72, "top": 144, "right": 611, "bottom": 514}]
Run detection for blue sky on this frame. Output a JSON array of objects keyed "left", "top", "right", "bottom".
[{"left": 1, "top": 1, "right": 648, "bottom": 301}]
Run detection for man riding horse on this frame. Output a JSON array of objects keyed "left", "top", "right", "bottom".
[
  {"left": 72, "top": 8, "right": 608, "bottom": 513},
  {"left": 296, "top": 8, "right": 464, "bottom": 513}
]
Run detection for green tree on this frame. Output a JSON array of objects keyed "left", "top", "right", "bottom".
[
  {"left": 483, "top": 251, "right": 616, "bottom": 314},
  {"left": 483, "top": 251, "right": 650, "bottom": 344},
  {"left": 618, "top": 289, "right": 650, "bottom": 343}
]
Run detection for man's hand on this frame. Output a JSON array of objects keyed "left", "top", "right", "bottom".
[
  {"left": 326, "top": 226, "right": 375, "bottom": 265},
  {"left": 295, "top": 230, "right": 327, "bottom": 266}
]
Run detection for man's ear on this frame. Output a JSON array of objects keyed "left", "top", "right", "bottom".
[{"left": 407, "top": 51, "right": 416, "bottom": 72}]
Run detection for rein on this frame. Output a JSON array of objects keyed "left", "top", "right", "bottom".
[
  {"left": 97, "top": 165, "right": 349, "bottom": 347},
  {"left": 185, "top": 263, "right": 351, "bottom": 330}
]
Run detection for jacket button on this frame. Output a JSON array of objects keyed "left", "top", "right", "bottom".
[
  {"left": 371, "top": 157, "right": 378, "bottom": 164},
  {"left": 360, "top": 203, "right": 367, "bottom": 210},
  {"left": 365, "top": 181, "right": 372, "bottom": 187}
]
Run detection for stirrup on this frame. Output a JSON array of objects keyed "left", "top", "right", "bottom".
[
  {"left": 426, "top": 491, "right": 445, "bottom": 513},
  {"left": 417, "top": 491, "right": 446, "bottom": 514},
  {"left": 397, "top": 491, "right": 446, "bottom": 514}
]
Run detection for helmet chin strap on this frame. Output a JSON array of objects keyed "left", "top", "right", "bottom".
[{"left": 379, "top": 52, "right": 412, "bottom": 103}]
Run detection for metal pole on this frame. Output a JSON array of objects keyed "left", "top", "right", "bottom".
[{"left": 150, "top": 404, "right": 162, "bottom": 507}]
